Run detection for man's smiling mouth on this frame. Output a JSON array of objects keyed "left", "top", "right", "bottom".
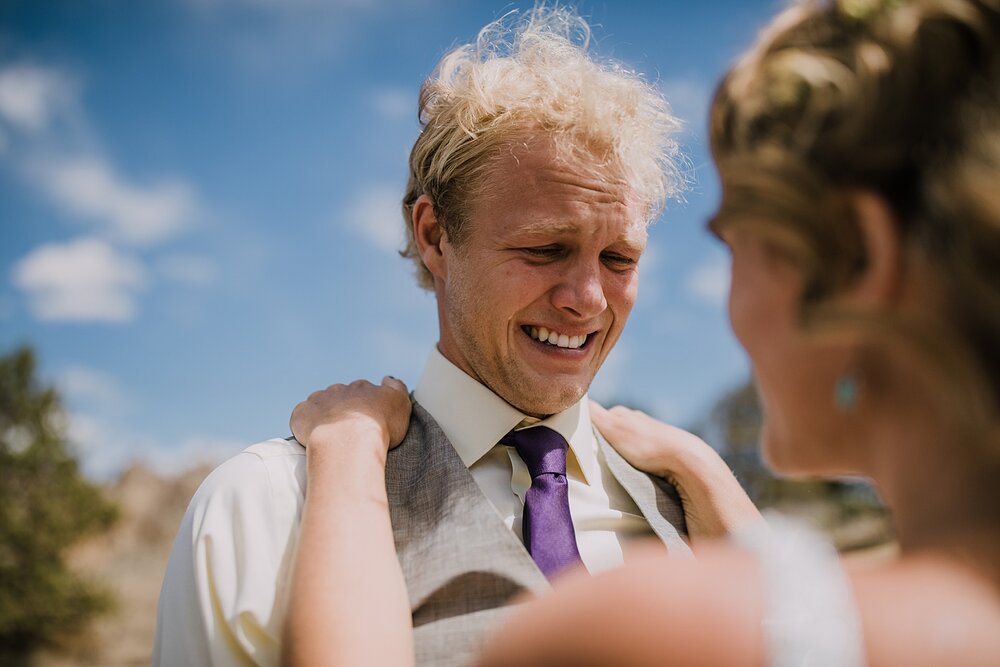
[{"left": 522, "top": 325, "right": 589, "bottom": 350}]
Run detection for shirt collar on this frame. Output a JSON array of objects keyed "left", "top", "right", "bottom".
[{"left": 413, "top": 347, "right": 600, "bottom": 483}]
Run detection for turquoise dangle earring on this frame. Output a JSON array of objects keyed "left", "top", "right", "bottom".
[{"left": 834, "top": 373, "right": 860, "bottom": 411}]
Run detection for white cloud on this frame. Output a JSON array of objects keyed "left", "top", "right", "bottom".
[
  {"left": 57, "top": 365, "right": 128, "bottom": 411},
  {"left": 0, "top": 63, "right": 202, "bottom": 251},
  {"left": 35, "top": 157, "right": 196, "bottom": 246},
  {"left": 188, "top": 0, "right": 376, "bottom": 10},
  {"left": 62, "top": 411, "right": 154, "bottom": 481},
  {"left": 370, "top": 87, "right": 413, "bottom": 120},
  {"left": 157, "top": 253, "right": 218, "bottom": 285},
  {"left": 347, "top": 184, "right": 405, "bottom": 254},
  {"left": 0, "top": 64, "right": 73, "bottom": 132},
  {"left": 12, "top": 237, "right": 147, "bottom": 323},
  {"left": 142, "top": 435, "right": 246, "bottom": 477},
  {"left": 685, "top": 258, "right": 730, "bottom": 306},
  {"left": 63, "top": 410, "right": 138, "bottom": 480},
  {"left": 180, "top": 0, "right": 397, "bottom": 76},
  {"left": 53, "top": 370, "right": 242, "bottom": 479},
  {"left": 65, "top": 408, "right": 244, "bottom": 480},
  {"left": 0, "top": 61, "right": 206, "bottom": 329}
]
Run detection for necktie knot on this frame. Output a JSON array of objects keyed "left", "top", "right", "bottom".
[{"left": 500, "top": 426, "right": 568, "bottom": 477}]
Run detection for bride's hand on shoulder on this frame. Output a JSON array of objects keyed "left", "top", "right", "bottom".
[
  {"left": 290, "top": 376, "right": 412, "bottom": 463},
  {"left": 590, "top": 401, "right": 761, "bottom": 541},
  {"left": 590, "top": 401, "right": 714, "bottom": 476}
]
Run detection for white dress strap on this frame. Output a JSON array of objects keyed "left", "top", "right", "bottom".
[{"left": 732, "top": 513, "right": 867, "bottom": 667}]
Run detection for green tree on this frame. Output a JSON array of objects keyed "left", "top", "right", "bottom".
[{"left": 0, "top": 346, "right": 118, "bottom": 664}]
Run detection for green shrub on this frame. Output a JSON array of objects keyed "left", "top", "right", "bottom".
[{"left": 0, "top": 346, "right": 118, "bottom": 663}]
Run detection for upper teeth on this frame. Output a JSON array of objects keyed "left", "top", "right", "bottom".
[{"left": 528, "top": 326, "right": 587, "bottom": 349}]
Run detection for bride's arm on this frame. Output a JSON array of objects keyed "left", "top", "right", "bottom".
[
  {"left": 591, "top": 402, "right": 762, "bottom": 543},
  {"left": 474, "top": 542, "right": 766, "bottom": 667},
  {"left": 281, "top": 377, "right": 415, "bottom": 667}
]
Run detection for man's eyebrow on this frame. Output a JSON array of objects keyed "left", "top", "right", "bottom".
[
  {"left": 616, "top": 236, "right": 647, "bottom": 254},
  {"left": 510, "top": 222, "right": 647, "bottom": 254},
  {"left": 513, "top": 221, "right": 583, "bottom": 239}
]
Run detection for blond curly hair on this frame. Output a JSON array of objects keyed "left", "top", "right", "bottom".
[{"left": 400, "top": 5, "right": 686, "bottom": 289}]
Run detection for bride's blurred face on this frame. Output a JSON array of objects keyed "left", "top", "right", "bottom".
[{"left": 722, "top": 224, "right": 856, "bottom": 475}]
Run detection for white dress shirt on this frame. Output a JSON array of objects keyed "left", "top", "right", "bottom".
[
  {"left": 414, "top": 347, "right": 653, "bottom": 574},
  {"left": 153, "top": 347, "right": 654, "bottom": 666}
]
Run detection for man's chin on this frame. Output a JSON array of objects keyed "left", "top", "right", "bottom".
[{"left": 499, "top": 381, "right": 588, "bottom": 418}]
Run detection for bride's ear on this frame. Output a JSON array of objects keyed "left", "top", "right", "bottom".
[{"left": 843, "top": 192, "right": 903, "bottom": 308}]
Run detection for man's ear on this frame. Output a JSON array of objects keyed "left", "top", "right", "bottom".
[
  {"left": 412, "top": 194, "right": 448, "bottom": 281},
  {"left": 844, "top": 191, "right": 903, "bottom": 308}
]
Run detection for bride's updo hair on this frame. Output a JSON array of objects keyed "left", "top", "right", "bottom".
[{"left": 709, "top": 0, "right": 1000, "bottom": 435}]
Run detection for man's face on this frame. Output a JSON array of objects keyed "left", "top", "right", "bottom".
[{"left": 434, "top": 145, "right": 646, "bottom": 417}]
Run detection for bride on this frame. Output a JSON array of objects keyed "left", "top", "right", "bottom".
[{"left": 283, "top": 0, "right": 1000, "bottom": 664}]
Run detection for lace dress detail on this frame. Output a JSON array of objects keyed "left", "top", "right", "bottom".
[{"left": 732, "top": 513, "right": 867, "bottom": 667}]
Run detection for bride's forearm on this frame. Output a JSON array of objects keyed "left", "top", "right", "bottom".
[{"left": 282, "top": 423, "right": 414, "bottom": 667}]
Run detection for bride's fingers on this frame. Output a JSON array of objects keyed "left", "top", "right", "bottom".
[
  {"left": 289, "top": 400, "right": 314, "bottom": 443},
  {"left": 590, "top": 401, "right": 627, "bottom": 434},
  {"left": 381, "top": 375, "right": 408, "bottom": 394}
]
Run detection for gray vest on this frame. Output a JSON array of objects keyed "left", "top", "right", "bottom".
[{"left": 387, "top": 402, "right": 691, "bottom": 666}]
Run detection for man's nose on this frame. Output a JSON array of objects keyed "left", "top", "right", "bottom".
[{"left": 551, "top": 259, "right": 608, "bottom": 319}]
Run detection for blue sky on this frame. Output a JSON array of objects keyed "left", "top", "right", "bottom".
[{"left": 0, "top": 0, "right": 782, "bottom": 478}]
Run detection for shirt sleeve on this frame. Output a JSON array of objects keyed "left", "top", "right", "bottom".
[{"left": 153, "top": 447, "right": 304, "bottom": 667}]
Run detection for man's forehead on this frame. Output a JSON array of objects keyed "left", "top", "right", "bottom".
[
  {"left": 495, "top": 140, "right": 628, "bottom": 186},
  {"left": 479, "top": 143, "right": 643, "bottom": 207}
]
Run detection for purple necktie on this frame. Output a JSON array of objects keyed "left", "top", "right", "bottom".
[{"left": 501, "top": 425, "right": 582, "bottom": 578}]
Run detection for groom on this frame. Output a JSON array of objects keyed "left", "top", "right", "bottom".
[{"left": 154, "top": 7, "right": 690, "bottom": 666}]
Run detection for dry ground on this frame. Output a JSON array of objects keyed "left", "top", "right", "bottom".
[{"left": 33, "top": 464, "right": 211, "bottom": 667}]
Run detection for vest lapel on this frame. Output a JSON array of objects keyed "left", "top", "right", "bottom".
[
  {"left": 385, "top": 402, "right": 548, "bottom": 627},
  {"left": 595, "top": 428, "right": 693, "bottom": 558}
]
